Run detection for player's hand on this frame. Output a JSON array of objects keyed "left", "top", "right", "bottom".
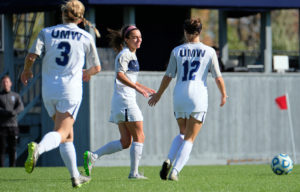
[
  {"left": 82, "top": 69, "right": 91, "bottom": 82},
  {"left": 21, "top": 69, "right": 33, "bottom": 86},
  {"left": 147, "top": 88, "right": 156, "bottom": 95},
  {"left": 148, "top": 93, "right": 161, "bottom": 107},
  {"left": 220, "top": 95, "right": 228, "bottom": 107},
  {"left": 136, "top": 86, "right": 149, "bottom": 98}
]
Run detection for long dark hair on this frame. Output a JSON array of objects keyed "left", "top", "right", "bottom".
[{"left": 107, "top": 25, "right": 139, "bottom": 53}]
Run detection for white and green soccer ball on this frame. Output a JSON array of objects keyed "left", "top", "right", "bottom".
[{"left": 271, "top": 154, "right": 293, "bottom": 175}]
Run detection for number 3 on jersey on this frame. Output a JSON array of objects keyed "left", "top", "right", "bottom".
[
  {"left": 56, "top": 42, "right": 71, "bottom": 66},
  {"left": 182, "top": 60, "right": 200, "bottom": 81}
]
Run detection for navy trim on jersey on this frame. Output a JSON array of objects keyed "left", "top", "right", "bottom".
[
  {"left": 125, "top": 109, "right": 128, "bottom": 122},
  {"left": 201, "top": 112, "right": 206, "bottom": 122},
  {"left": 72, "top": 103, "right": 79, "bottom": 117},
  {"left": 128, "top": 60, "right": 139, "bottom": 72}
]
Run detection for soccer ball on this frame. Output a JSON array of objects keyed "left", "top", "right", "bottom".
[{"left": 271, "top": 154, "right": 293, "bottom": 175}]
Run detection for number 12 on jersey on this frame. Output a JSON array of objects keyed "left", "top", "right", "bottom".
[{"left": 182, "top": 60, "right": 200, "bottom": 81}]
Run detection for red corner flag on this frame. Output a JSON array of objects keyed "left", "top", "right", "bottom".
[{"left": 275, "top": 95, "right": 287, "bottom": 110}]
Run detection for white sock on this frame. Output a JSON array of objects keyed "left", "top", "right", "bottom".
[
  {"left": 38, "top": 131, "right": 61, "bottom": 155},
  {"left": 130, "top": 142, "right": 143, "bottom": 175},
  {"left": 93, "top": 140, "right": 123, "bottom": 159},
  {"left": 167, "top": 134, "right": 184, "bottom": 164},
  {"left": 59, "top": 142, "right": 80, "bottom": 178},
  {"left": 172, "top": 140, "right": 193, "bottom": 174}
]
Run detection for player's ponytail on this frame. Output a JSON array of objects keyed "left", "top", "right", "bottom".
[
  {"left": 107, "top": 28, "right": 123, "bottom": 53},
  {"left": 82, "top": 18, "right": 101, "bottom": 38},
  {"left": 61, "top": 0, "right": 100, "bottom": 38}
]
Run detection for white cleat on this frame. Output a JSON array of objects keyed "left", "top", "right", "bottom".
[
  {"left": 168, "top": 170, "right": 179, "bottom": 181},
  {"left": 71, "top": 175, "right": 91, "bottom": 188},
  {"left": 128, "top": 173, "right": 148, "bottom": 179}
]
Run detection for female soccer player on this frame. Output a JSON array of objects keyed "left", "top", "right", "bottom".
[
  {"left": 21, "top": 0, "right": 101, "bottom": 188},
  {"left": 148, "top": 18, "right": 227, "bottom": 181},
  {"left": 84, "top": 25, "right": 155, "bottom": 179}
]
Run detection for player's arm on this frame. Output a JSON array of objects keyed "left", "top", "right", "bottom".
[
  {"left": 22, "top": 29, "right": 44, "bottom": 86},
  {"left": 211, "top": 50, "right": 227, "bottom": 107},
  {"left": 135, "top": 82, "right": 156, "bottom": 95},
  {"left": 21, "top": 53, "right": 38, "bottom": 86},
  {"left": 148, "top": 75, "right": 172, "bottom": 107},
  {"left": 149, "top": 50, "right": 176, "bottom": 107},
  {"left": 83, "top": 38, "right": 102, "bottom": 82},
  {"left": 116, "top": 53, "right": 149, "bottom": 97},
  {"left": 215, "top": 77, "right": 227, "bottom": 107},
  {"left": 117, "top": 72, "right": 149, "bottom": 98},
  {"left": 83, "top": 65, "right": 101, "bottom": 82}
]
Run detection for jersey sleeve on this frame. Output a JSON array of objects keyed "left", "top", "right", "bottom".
[
  {"left": 117, "top": 52, "right": 130, "bottom": 73},
  {"left": 210, "top": 50, "right": 222, "bottom": 78},
  {"left": 29, "top": 30, "right": 45, "bottom": 56},
  {"left": 86, "top": 39, "right": 101, "bottom": 68},
  {"left": 165, "top": 50, "right": 177, "bottom": 78}
]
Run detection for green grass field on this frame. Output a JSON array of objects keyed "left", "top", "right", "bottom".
[{"left": 0, "top": 165, "right": 299, "bottom": 192}]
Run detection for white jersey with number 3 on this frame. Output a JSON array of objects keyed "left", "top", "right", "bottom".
[
  {"left": 29, "top": 23, "right": 100, "bottom": 101},
  {"left": 165, "top": 42, "right": 221, "bottom": 113}
]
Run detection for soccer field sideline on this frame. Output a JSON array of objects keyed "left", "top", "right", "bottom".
[{"left": 0, "top": 164, "right": 299, "bottom": 192}]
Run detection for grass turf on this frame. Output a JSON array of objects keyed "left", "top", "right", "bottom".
[{"left": 0, "top": 165, "right": 299, "bottom": 192}]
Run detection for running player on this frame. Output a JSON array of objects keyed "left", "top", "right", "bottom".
[
  {"left": 83, "top": 25, "right": 155, "bottom": 179},
  {"left": 148, "top": 18, "right": 227, "bottom": 181},
  {"left": 21, "top": 0, "right": 101, "bottom": 188}
]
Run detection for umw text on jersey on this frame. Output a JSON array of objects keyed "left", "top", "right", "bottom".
[
  {"left": 179, "top": 48, "right": 206, "bottom": 58},
  {"left": 51, "top": 30, "right": 83, "bottom": 41}
]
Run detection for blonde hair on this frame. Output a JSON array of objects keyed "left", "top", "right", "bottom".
[{"left": 61, "top": 0, "right": 101, "bottom": 38}]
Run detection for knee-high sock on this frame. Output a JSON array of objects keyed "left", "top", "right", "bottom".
[
  {"left": 59, "top": 142, "right": 80, "bottom": 178},
  {"left": 172, "top": 140, "right": 193, "bottom": 175},
  {"left": 38, "top": 131, "right": 61, "bottom": 155},
  {"left": 93, "top": 140, "right": 123, "bottom": 159},
  {"left": 167, "top": 134, "right": 184, "bottom": 164},
  {"left": 130, "top": 142, "right": 143, "bottom": 175}
]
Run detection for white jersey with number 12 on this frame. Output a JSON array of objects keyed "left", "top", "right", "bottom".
[{"left": 165, "top": 42, "right": 221, "bottom": 113}]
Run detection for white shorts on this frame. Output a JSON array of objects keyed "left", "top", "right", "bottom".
[
  {"left": 175, "top": 112, "right": 207, "bottom": 123},
  {"left": 43, "top": 99, "right": 82, "bottom": 120},
  {"left": 109, "top": 107, "right": 143, "bottom": 124}
]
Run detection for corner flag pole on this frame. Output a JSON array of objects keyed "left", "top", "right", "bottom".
[{"left": 286, "top": 93, "right": 297, "bottom": 164}]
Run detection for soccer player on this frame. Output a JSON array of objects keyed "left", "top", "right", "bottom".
[
  {"left": 148, "top": 18, "right": 227, "bottom": 181},
  {"left": 84, "top": 25, "right": 155, "bottom": 179},
  {"left": 21, "top": 0, "right": 101, "bottom": 188}
]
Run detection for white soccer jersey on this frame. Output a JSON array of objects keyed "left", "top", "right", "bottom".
[
  {"left": 29, "top": 23, "right": 101, "bottom": 102},
  {"left": 165, "top": 42, "right": 222, "bottom": 113},
  {"left": 111, "top": 47, "right": 139, "bottom": 109}
]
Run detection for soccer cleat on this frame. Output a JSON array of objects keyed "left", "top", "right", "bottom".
[
  {"left": 25, "top": 142, "right": 39, "bottom": 173},
  {"left": 84, "top": 151, "right": 96, "bottom": 176},
  {"left": 128, "top": 173, "right": 148, "bottom": 179},
  {"left": 71, "top": 175, "right": 91, "bottom": 188},
  {"left": 168, "top": 170, "right": 179, "bottom": 181},
  {"left": 160, "top": 159, "right": 171, "bottom": 180}
]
